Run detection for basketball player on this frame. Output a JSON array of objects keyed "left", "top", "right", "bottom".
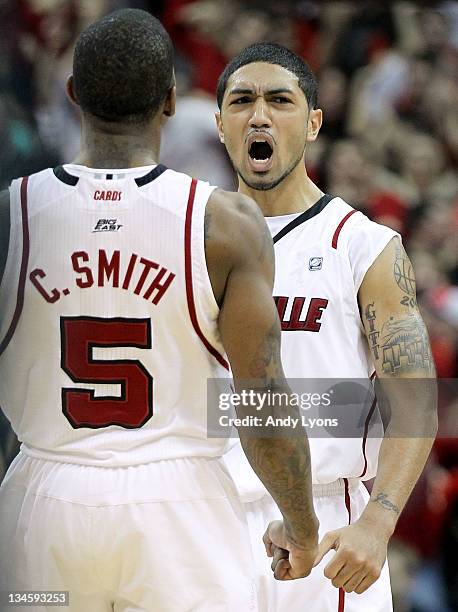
[
  {"left": 0, "top": 17, "right": 319, "bottom": 611},
  {"left": 216, "top": 43, "right": 437, "bottom": 611}
]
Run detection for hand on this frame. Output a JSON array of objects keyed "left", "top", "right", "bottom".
[
  {"left": 313, "top": 521, "right": 389, "bottom": 594},
  {"left": 263, "top": 520, "right": 318, "bottom": 581}
]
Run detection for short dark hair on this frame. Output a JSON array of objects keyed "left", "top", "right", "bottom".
[
  {"left": 73, "top": 9, "right": 174, "bottom": 123},
  {"left": 217, "top": 42, "right": 317, "bottom": 111}
]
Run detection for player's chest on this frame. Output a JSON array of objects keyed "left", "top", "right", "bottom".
[{"left": 272, "top": 241, "right": 353, "bottom": 333}]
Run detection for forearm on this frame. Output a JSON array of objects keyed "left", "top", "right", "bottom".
[
  {"left": 232, "top": 374, "right": 319, "bottom": 544},
  {"left": 359, "top": 435, "right": 436, "bottom": 536},
  {"left": 240, "top": 427, "right": 318, "bottom": 545},
  {"left": 359, "top": 374, "right": 437, "bottom": 534}
]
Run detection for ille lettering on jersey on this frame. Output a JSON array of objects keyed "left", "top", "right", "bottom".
[{"left": 274, "top": 296, "right": 328, "bottom": 332}]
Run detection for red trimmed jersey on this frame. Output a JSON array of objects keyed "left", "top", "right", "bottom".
[
  {"left": 226, "top": 194, "right": 399, "bottom": 493},
  {"left": 0, "top": 165, "right": 230, "bottom": 465}
]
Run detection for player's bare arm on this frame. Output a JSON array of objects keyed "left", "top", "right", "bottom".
[
  {"left": 0, "top": 189, "right": 10, "bottom": 284},
  {"left": 315, "top": 236, "right": 437, "bottom": 594},
  {"left": 206, "top": 189, "right": 319, "bottom": 579}
]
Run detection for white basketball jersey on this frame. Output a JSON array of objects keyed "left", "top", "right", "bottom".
[
  {"left": 0, "top": 164, "right": 231, "bottom": 466},
  {"left": 226, "top": 195, "right": 398, "bottom": 495}
]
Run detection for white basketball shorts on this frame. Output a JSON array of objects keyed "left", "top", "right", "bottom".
[{"left": 0, "top": 451, "right": 258, "bottom": 612}]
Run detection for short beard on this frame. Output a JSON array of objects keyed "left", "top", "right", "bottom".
[{"left": 237, "top": 145, "right": 306, "bottom": 191}]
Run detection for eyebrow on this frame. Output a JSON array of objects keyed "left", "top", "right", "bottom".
[{"left": 228, "top": 87, "right": 295, "bottom": 96}]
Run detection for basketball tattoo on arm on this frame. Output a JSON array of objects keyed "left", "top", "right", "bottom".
[
  {"left": 394, "top": 241, "right": 417, "bottom": 308},
  {"left": 363, "top": 240, "right": 434, "bottom": 377},
  {"left": 363, "top": 302, "right": 433, "bottom": 376}
]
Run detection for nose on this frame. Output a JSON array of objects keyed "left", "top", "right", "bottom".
[{"left": 249, "top": 97, "right": 272, "bottom": 129}]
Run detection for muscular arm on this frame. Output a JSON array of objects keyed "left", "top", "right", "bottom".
[
  {"left": 358, "top": 236, "right": 437, "bottom": 536},
  {"left": 315, "top": 237, "right": 437, "bottom": 594},
  {"left": 0, "top": 189, "right": 10, "bottom": 284},
  {"left": 206, "top": 189, "right": 318, "bottom": 548}
]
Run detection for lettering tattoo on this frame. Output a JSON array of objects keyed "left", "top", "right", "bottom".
[
  {"left": 364, "top": 302, "right": 380, "bottom": 360},
  {"left": 380, "top": 312, "right": 433, "bottom": 375},
  {"left": 394, "top": 241, "right": 416, "bottom": 296},
  {"left": 364, "top": 302, "right": 434, "bottom": 376},
  {"left": 400, "top": 295, "right": 417, "bottom": 308},
  {"left": 371, "top": 492, "right": 400, "bottom": 515}
]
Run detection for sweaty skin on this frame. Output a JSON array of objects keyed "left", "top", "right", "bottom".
[{"left": 217, "top": 60, "right": 437, "bottom": 591}]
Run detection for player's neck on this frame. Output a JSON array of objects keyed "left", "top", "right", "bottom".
[
  {"left": 238, "top": 163, "right": 323, "bottom": 217},
  {"left": 72, "top": 117, "right": 161, "bottom": 169}
]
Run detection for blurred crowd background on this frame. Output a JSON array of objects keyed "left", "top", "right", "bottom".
[{"left": 0, "top": 0, "right": 456, "bottom": 610}]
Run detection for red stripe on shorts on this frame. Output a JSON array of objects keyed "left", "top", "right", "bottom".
[{"left": 338, "top": 478, "right": 352, "bottom": 612}]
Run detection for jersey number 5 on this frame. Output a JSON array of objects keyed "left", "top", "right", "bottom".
[{"left": 61, "top": 317, "right": 153, "bottom": 428}]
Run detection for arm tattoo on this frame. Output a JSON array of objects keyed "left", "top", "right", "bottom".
[
  {"left": 394, "top": 241, "right": 416, "bottom": 296},
  {"left": 241, "top": 322, "right": 316, "bottom": 540},
  {"left": 371, "top": 492, "right": 400, "bottom": 515},
  {"left": 248, "top": 321, "right": 283, "bottom": 385},
  {"left": 380, "top": 312, "right": 433, "bottom": 375},
  {"left": 400, "top": 295, "right": 417, "bottom": 307},
  {"left": 364, "top": 302, "right": 380, "bottom": 360},
  {"left": 243, "top": 435, "right": 316, "bottom": 543},
  {"left": 365, "top": 304, "right": 434, "bottom": 375}
]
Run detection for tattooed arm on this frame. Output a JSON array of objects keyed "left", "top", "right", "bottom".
[
  {"left": 315, "top": 237, "right": 437, "bottom": 594},
  {"left": 359, "top": 237, "right": 437, "bottom": 530},
  {"left": 206, "top": 189, "right": 318, "bottom": 579}
]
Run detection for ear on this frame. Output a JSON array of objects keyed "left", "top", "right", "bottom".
[
  {"left": 215, "top": 111, "right": 224, "bottom": 144},
  {"left": 163, "top": 85, "right": 176, "bottom": 119},
  {"left": 66, "top": 75, "right": 79, "bottom": 106},
  {"left": 306, "top": 108, "right": 323, "bottom": 142}
]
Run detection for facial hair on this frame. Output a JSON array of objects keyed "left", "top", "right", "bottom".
[{"left": 235, "top": 142, "right": 306, "bottom": 191}]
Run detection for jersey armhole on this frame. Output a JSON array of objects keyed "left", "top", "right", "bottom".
[
  {"left": 0, "top": 177, "right": 30, "bottom": 355},
  {"left": 184, "top": 179, "right": 229, "bottom": 370},
  {"left": 0, "top": 189, "right": 11, "bottom": 285}
]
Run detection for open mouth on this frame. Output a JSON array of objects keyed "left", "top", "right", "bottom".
[
  {"left": 249, "top": 141, "right": 273, "bottom": 161},
  {"left": 247, "top": 137, "right": 274, "bottom": 172}
]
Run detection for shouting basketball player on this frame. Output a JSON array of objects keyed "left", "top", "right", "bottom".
[
  {"left": 216, "top": 43, "right": 437, "bottom": 611},
  {"left": 0, "top": 18, "right": 319, "bottom": 611}
]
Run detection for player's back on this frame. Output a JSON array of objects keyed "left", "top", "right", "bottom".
[{"left": 0, "top": 164, "right": 230, "bottom": 466}]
